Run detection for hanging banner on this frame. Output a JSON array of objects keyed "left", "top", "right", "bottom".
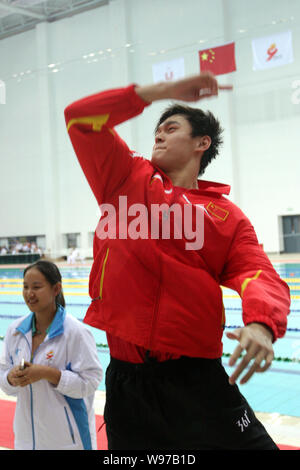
[
  {"left": 199, "top": 42, "right": 236, "bottom": 76},
  {"left": 252, "top": 31, "right": 294, "bottom": 70},
  {"left": 152, "top": 57, "right": 185, "bottom": 83}
]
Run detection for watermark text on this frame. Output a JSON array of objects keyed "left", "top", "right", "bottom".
[{"left": 95, "top": 196, "right": 205, "bottom": 250}]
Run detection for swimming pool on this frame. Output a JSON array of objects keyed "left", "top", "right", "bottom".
[{"left": 0, "top": 262, "right": 299, "bottom": 417}]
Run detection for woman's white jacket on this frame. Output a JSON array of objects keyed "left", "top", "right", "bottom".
[{"left": 0, "top": 305, "right": 103, "bottom": 450}]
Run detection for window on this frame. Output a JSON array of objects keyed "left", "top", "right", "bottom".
[
  {"left": 282, "top": 215, "right": 300, "bottom": 253},
  {"left": 65, "top": 233, "right": 81, "bottom": 249}
]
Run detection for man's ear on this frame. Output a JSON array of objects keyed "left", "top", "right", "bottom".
[{"left": 197, "top": 135, "right": 211, "bottom": 152}]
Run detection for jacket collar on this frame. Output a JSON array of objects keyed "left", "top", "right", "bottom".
[
  {"left": 151, "top": 163, "right": 231, "bottom": 196},
  {"left": 195, "top": 179, "right": 231, "bottom": 195},
  {"left": 16, "top": 304, "right": 66, "bottom": 339}
]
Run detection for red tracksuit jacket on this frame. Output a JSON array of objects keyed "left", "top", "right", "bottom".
[{"left": 64, "top": 84, "right": 290, "bottom": 358}]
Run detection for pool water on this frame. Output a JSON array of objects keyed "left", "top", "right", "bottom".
[{"left": 0, "top": 263, "right": 299, "bottom": 417}]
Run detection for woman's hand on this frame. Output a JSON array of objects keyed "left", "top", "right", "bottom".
[
  {"left": 10, "top": 362, "right": 44, "bottom": 387},
  {"left": 7, "top": 366, "right": 25, "bottom": 387},
  {"left": 8, "top": 362, "right": 61, "bottom": 387}
]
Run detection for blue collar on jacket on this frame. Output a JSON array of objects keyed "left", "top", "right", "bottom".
[{"left": 16, "top": 304, "right": 66, "bottom": 339}]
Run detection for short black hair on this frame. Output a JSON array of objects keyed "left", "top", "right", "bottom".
[{"left": 155, "top": 104, "right": 224, "bottom": 176}]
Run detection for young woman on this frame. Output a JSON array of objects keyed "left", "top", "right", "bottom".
[{"left": 0, "top": 260, "right": 103, "bottom": 450}]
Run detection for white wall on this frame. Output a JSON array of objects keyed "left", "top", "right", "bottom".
[{"left": 0, "top": 0, "right": 299, "bottom": 257}]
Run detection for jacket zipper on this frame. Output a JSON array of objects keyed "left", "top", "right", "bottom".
[
  {"left": 148, "top": 252, "right": 162, "bottom": 351},
  {"left": 29, "top": 384, "right": 35, "bottom": 449},
  {"left": 64, "top": 406, "right": 75, "bottom": 444},
  {"left": 147, "top": 189, "right": 173, "bottom": 351}
]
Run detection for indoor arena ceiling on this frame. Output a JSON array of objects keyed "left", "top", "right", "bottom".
[{"left": 0, "top": 0, "right": 109, "bottom": 39}]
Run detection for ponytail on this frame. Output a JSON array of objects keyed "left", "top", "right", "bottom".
[{"left": 55, "top": 291, "right": 66, "bottom": 308}]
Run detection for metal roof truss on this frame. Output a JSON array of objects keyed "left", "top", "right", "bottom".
[{"left": 0, "top": 0, "right": 109, "bottom": 39}]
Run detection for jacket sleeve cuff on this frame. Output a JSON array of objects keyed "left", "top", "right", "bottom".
[
  {"left": 130, "top": 84, "right": 152, "bottom": 108},
  {"left": 0, "top": 371, "right": 19, "bottom": 396},
  {"left": 54, "top": 369, "right": 72, "bottom": 395},
  {"left": 244, "top": 315, "right": 279, "bottom": 343}
]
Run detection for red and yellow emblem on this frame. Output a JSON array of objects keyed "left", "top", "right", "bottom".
[{"left": 46, "top": 351, "right": 54, "bottom": 360}]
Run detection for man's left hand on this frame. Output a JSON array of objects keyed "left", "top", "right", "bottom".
[{"left": 226, "top": 323, "right": 274, "bottom": 385}]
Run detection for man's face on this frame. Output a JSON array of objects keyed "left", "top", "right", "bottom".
[{"left": 151, "top": 114, "right": 201, "bottom": 174}]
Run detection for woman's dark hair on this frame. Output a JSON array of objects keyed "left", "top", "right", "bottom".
[
  {"left": 23, "top": 260, "right": 65, "bottom": 308},
  {"left": 155, "top": 104, "right": 224, "bottom": 176}
]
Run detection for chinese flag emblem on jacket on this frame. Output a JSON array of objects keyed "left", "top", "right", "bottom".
[{"left": 199, "top": 42, "right": 236, "bottom": 76}]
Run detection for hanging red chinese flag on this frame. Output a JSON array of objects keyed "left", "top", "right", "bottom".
[{"left": 199, "top": 42, "right": 236, "bottom": 76}]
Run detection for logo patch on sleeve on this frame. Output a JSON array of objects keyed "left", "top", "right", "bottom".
[{"left": 206, "top": 202, "right": 229, "bottom": 221}]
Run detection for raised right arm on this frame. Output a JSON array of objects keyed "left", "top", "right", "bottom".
[
  {"left": 64, "top": 84, "right": 150, "bottom": 204},
  {"left": 64, "top": 73, "right": 229, "bottom": 204}
]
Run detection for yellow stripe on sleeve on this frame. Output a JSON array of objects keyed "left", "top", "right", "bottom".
[
  {"left": 67, "top": 114, "right": 109, "bottom": 132},
  {"left": 241, "top": 269, "right": 262, "bottom": 297},
  {"left": 99, "top": 247, "right": 110, "bottom": 299}
]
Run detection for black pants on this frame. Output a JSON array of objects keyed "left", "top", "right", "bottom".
[{"left": 104, "top": 355, "right": 279, "bottom": 450}]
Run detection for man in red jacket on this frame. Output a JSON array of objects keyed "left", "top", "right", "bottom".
[{"left": 65, "top": 72, "right": 290, "bottom": 450}]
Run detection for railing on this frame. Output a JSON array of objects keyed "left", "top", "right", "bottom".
[{"left": 0, "top": 254, "right": 41, "bottom": 265}]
